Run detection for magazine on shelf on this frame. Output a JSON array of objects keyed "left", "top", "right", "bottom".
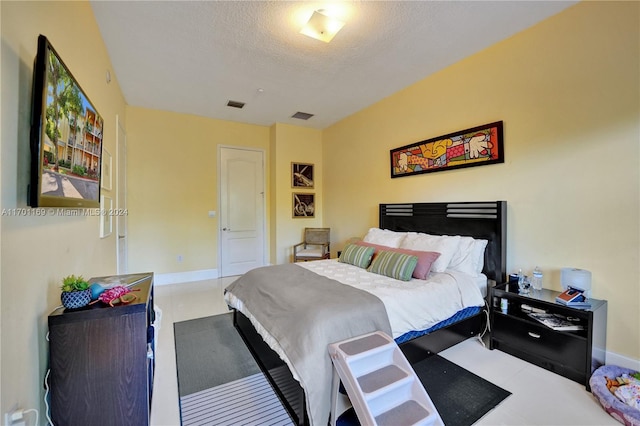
[
  {"left": 528, "top": 312, "right": 584, "bottom": 331},
  {"left": 557, "top": 299, "right": 592, "bottom": 308}
]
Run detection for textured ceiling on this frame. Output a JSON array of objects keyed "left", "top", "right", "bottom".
[{"left": 91, "top": 1, "right": 577, "bottom": 130}]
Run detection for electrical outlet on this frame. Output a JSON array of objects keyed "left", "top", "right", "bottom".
[{"left": 177, "top": 254, "right": 183, "bottom": 262}]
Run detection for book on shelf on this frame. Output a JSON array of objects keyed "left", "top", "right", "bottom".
[
  {"left": 528, "top": 312, "right": 584, "bottom": 331},
  {"left": 555, "top": 287, "right": 591, "bottom": 307},
  {"left": 557, "top": 299, "right": 592, "bottom": 308}
]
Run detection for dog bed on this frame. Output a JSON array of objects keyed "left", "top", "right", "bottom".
[{"left": 590, "top": 365, "right": 640, "bottom": 426}]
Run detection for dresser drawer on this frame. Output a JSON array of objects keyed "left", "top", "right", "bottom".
[{"left": 492, "top": 314, "right": 587, "bottom": 373}]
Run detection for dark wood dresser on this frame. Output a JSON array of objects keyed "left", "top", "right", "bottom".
[{"left": 48, "top": 273, "right": 155, "bottom": 426}]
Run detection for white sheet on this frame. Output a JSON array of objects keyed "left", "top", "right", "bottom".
[{"left": 297, "top": 259, "right": 486, "bottom": 338}]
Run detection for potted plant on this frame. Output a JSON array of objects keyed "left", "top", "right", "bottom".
[{"left": 60, "top": 274, "right": 91, "bottom": 309}]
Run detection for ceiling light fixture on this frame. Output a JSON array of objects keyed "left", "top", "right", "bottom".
[{"left": 300, "top": 9, "right": 345, "bottom": 43}]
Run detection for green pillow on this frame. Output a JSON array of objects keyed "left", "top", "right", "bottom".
[
  {"left": 339, "top": 244, "right": 375, "bottom": 268},
  {"left": 367, "top": 250, "right": 418, "bottom": 281}
]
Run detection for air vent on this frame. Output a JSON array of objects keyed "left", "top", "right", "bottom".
[
  {"left": 227, "top": 100, "right": 245, "bottom": 109},
  {"left": 291, "top": 111, "right": 314, "bottom": 120}
]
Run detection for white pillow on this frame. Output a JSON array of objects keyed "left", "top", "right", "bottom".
[
  {"left": 448, "top": 236, "right": 488, "bottom": 276},
  {"left": 399, "top": 233, "right": 461, "bottom": 273},
  {"left": 362, "top": 228, "right": 406, "bottom": 248}
]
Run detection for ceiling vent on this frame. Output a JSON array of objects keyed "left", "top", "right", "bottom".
[
  {"left": 227, "top": 100, "right": 245, "bottom": 109},
  {"left": 291, "top": 111, "right": 314, "bottom": 120}
]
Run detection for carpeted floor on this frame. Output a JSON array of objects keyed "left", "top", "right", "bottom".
[{"left": 174, "top": 313, "right": 510, "bottom": 426}]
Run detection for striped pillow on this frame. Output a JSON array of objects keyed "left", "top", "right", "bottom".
[
  {"left": 367, "top": 250, "right": 418, "bottom": 281},
  {"left": 338, "top": 244, "right": 375, "bottom": 269},
  {"left": 355, "top": 241, "right": 440, "bottom": 279}
]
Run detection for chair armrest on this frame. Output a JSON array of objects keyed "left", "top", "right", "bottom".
[{"left": 293, "top": 242, "right": 305, "bottom": 253}]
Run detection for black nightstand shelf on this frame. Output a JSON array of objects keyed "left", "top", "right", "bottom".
[{"left": 490, "top": 282, "right": 607, "bottom": 390}]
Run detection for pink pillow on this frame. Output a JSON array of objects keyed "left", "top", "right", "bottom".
[{"left": 355, "top": 241, "right": 440, "bottom": 280}]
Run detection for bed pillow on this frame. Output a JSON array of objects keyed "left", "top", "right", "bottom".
[
  {"left": 338, "top": 244, "right": 375, "bottom": 269},
  {"left": 355, "top": 241, "right": 440, "bottom": 279},
  {"left": 367, "top": 250, "right": 418, "bottom": 281},
  {"left": 362, "top": 228, "right": 406, "bottom": 248},
  {"left": 399, "top": 233, "right": 461, "bottom": 273},
  {"left": 448, "top": 237, "right": 488, "bottom": 276}
]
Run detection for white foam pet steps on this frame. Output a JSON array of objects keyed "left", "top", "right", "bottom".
[{"left": 328, "top": 331, "right": 443, "bottom": 426}]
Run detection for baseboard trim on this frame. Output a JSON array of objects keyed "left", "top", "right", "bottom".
[
  {"left": 606, "top": 350, "right": 640, "bottom": 371},
  {"left": 154, "top": 269, "right": 218, "bottom": 286}
]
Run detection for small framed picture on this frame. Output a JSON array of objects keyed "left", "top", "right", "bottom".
[
  {"left": 292, "top": 162, "right": 314, "bottom": 188},
  {"left": 101, "top": 148, "right": 112, "bottom": 191},
  {"left": 100, "top": 195, "right": 112, "bottom": 238},
  {"left": 292, "top": 193, "right": 315, "bottom": 218}
]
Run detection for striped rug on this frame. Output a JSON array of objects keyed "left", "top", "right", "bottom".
[{"left": 180, "top": 373, "right": 294, "bottom": 426}]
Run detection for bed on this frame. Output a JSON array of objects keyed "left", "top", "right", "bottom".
[{"left": 225, "top": 201, "right": 507, "bottom": 426}]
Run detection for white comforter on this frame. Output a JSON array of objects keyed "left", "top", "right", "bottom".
[{"left": 297, "top": 259, "right": 486, "bottom": 338}]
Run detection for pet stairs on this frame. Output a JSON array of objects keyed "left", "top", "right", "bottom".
[{"left": 328, "top": 331, "right": 443, "bottom": 426}]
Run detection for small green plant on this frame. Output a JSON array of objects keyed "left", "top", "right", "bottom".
[{"left": 61, "top": 274, "right": 89, "bottom": 292}]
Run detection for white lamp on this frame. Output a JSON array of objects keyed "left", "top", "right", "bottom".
[{"left": 561, "top": 268, "right": 592, "bottom": 298}]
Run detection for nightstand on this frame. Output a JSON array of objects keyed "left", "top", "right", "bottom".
[{"left": 489, "top": 282, "right": 607, "bottom": 390}]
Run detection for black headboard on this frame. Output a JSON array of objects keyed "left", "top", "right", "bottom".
[{"left": 379, "top": 201, "right": 507, "bottom": 283}]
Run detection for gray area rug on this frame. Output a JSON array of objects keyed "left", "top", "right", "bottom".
[
  {"left": 174, "top": 313, "right": 510, "bottom": 425},
  {"left": 174, "top": 312, "right": 260, "bottom": 397}
]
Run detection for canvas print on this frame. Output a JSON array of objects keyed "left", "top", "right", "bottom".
[
  {"left": 391, "top": 121, "right": 503, "bottom": 178},
  {"left": 293, "top": 193, "right": 315, "bottom": 218},
  {"left": 292, "top": 163, "right": 314, "bottom": 188}
]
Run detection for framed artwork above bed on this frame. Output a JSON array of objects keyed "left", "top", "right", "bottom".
[{"left": 390, "top": 121, "right": 504, "bottom": 178}]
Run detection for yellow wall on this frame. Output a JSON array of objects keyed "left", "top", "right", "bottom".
[
  {"left": 1, "top": 0, "right": 126, "bottom": 416},
  {"left": 124, "top": 113, "right": 323, "bottom": 271},
  {"left": 323, "top": 1, "right": 639, "bottom": 360},
  {"left": 126, "top": 107, "right": 270, "bottom": 274},
  {"left": 270, "top": 123, "right": 323, "bottom": 264}
]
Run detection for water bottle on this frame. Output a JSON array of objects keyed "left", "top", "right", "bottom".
[
  {"left": 517, "top": 272, "right": 530, "bottom": 294},
  {"left": 531, "top": 266, "right": 543, "bottom": 291}
]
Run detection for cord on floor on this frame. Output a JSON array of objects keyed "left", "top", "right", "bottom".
[{"left": 475, "top": 300, "right": 491, "bottom": 348}]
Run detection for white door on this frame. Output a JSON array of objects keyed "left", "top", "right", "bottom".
[
  {"left": 219, "top": 146, "right": 266, "bottom": 277},
  {"left": 116, "top": 115, "right": 128, "bottom": 274}
]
